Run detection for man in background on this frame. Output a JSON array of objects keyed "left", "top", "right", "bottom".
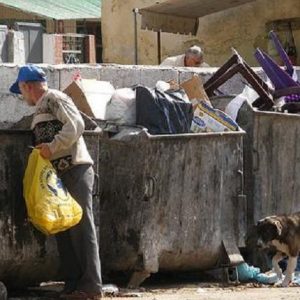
[{"left": 160, "top": 45, "right": 210, "bottom": 67}]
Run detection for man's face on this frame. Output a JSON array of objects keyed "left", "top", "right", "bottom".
[
  {"left": 185, "top": 55, "right": 203, "bottom": 67},
  {"left": 18, "top": 82, "right": 35, "bottom": 106}
]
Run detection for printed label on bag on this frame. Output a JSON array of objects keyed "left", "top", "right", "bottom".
[{"left": 39, "top": 166, "right": 69, "bottom": 201}]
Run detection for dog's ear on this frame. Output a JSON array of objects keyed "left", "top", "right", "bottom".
[{"left": 269, "top": 219, "right": 283, "bottom": 236}]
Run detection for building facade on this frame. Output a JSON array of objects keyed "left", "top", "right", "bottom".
[{"left": 101, "top": 0, "right": 300, "bottom": 66}]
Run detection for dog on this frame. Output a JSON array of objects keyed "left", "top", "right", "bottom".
[{"left": 256, "top": 212, "right": 300, "bottom": 287}]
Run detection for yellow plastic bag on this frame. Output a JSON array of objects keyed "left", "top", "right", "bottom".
[{"left": 23, "top": 149, "right": 83, "bottom": 235}]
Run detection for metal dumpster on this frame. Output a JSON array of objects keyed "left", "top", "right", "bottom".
[
  {"left": 98, "top": 130, "right": 246, "bottom": 287},
  {"left": 0, "top": 130, "right": 101, "bottom": 289},
  {"left": 237, "top": 103, "right": 300, "bottom": 225},
  {"left": 210, "top": 97, "right": 300, "bottom": 229},
  {"left": 0, "top": 127, "right": 246, "bottom": 288}
]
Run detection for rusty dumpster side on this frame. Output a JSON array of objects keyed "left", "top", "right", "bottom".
[
  {"left": 237, "top": 103, "right": 300, "bottom": 226},
  {"left": 98, "top": 131, "right": 246, "bottom": 287},
  {"left": 0, "top": 130, "right": 101, "bottom": 288}
]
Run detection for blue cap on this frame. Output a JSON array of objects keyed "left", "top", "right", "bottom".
[{"left": 10, "top": 65, "right": 47, "bottom": 94}]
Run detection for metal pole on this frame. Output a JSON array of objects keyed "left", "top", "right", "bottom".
[
  {"left": 54, "top": 19, "right": 57, "bottom": 34},
  {"left": 157, "top": 30, "right": 161, "bottom": 64},
  {"left": 133, "top": 8, "right": 139, "bottom": 65}
]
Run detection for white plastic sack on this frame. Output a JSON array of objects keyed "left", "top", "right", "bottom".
[
  {"left": 225, "top": 85, "right": 259, "bottom": 121},
  {"left": 156, "top": 80, "right": 171, "bottom": 92},
  {"left": 105, "top": 88, "right": 136, "bottom": 125}
]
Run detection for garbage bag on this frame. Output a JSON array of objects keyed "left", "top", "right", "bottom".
[
  {"left": 105, "top": 88, "right": 136, "bottom": 125},
  {"left": 230, "top": 263, "right": 278, "bottom": 284},
  {"left": 136, "top": 86, "right": 193, "bottom": 135},
  {"left": 23, "top": 149, "right": 83, "bottom": 235}
]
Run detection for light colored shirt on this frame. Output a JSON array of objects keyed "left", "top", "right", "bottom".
[
  {"left": 31, "top": 89, "right": 93, "bottom": 165},
  {"left": 160, "top": 54, "right": 210, "bottom": 67}
]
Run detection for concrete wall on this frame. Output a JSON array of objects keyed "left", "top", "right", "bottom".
[
  {"left": 7, "top": 30, "right": 25, "bottom": 64},
  {"left": 0, "top": 64, "right": 61, "bottom": 127},
  {"left": 1, "top": 63, "right": 299, "bottom": 127},
  {"left": 101, "top": 0, "right": 300, "bottom": 66},
  {"left": 0, "top": 64, "right": 213, "bottom": 126},
  {"left": 0, "top": 29, "right": 26, "bottom": 64},
  {"left": 0, "top": 25, "right": 8, "bottom": 63},
  {"left": 43, "top": 35, "right": 56, "bottom": 64},
  {"left": 43, "top": 34, "right": 64, "bottom": 64}
]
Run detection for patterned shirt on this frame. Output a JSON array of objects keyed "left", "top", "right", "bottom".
[{"left": 31, "top": 89, "right": 93, "bottom": 171}]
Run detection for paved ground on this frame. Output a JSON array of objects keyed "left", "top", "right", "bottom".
[
  {"left": 105, "top": 283, "right": 300, "bottom": 300},
  {"left": 9, "top": 278, "right": 300, "bottom": 300}
]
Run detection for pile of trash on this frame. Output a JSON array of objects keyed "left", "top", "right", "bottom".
[
  {"left": 228, "top": 261, "right": 300, "bottom": 286},
  {"left": 12, "top": 31, "right": 298, "bottom": 140},
  {"left": 60, "top": 31, "right": 300, "bottom": 140},
  {"left": 60, "top": 71, "right": 240, "bottom": 139}
]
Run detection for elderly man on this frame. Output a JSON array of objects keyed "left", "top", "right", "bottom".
[
  {"left": 10, "top": 65, "right": 103, "bottom": 300},
  {"left": 160, "top": 45, "right": 209, "bottom": 67}
]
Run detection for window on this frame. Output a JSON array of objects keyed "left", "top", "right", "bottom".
[{"left": 77, "top": 20, "right": 102, "bottom": 63}]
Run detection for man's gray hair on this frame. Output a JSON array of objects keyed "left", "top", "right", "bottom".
[{"left": 185, "top": 46, "right": 203, "bottom": 59}]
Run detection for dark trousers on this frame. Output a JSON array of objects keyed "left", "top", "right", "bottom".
[{"left": 56, "top": 164, "right": 102, "bottom": 293}]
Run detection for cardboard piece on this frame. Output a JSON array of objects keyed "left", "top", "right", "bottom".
[
  {"left": 64, "top": 79, "right": 115, "bottom": 119},
  {"left": 191, "top": 100, "right": 239, "bottom": 133},
  {"left": 180, "top": 75, "right": 211, "bottom": 106}
]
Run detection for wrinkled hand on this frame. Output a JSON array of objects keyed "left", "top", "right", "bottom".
[{"left": 36, "top": 143, "right": 52, "bottom": 159}]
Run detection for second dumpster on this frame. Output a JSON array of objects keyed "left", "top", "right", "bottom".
[
  {"left": 238, "top": 102, "right": 300, "bottom": 225},
  {"left": 210, "top": 96, "right": 300, "bottom": 229}
]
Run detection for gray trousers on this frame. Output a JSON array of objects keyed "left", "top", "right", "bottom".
[{"left": 56, "top": 164, "right": 102, "bottom": 293}]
